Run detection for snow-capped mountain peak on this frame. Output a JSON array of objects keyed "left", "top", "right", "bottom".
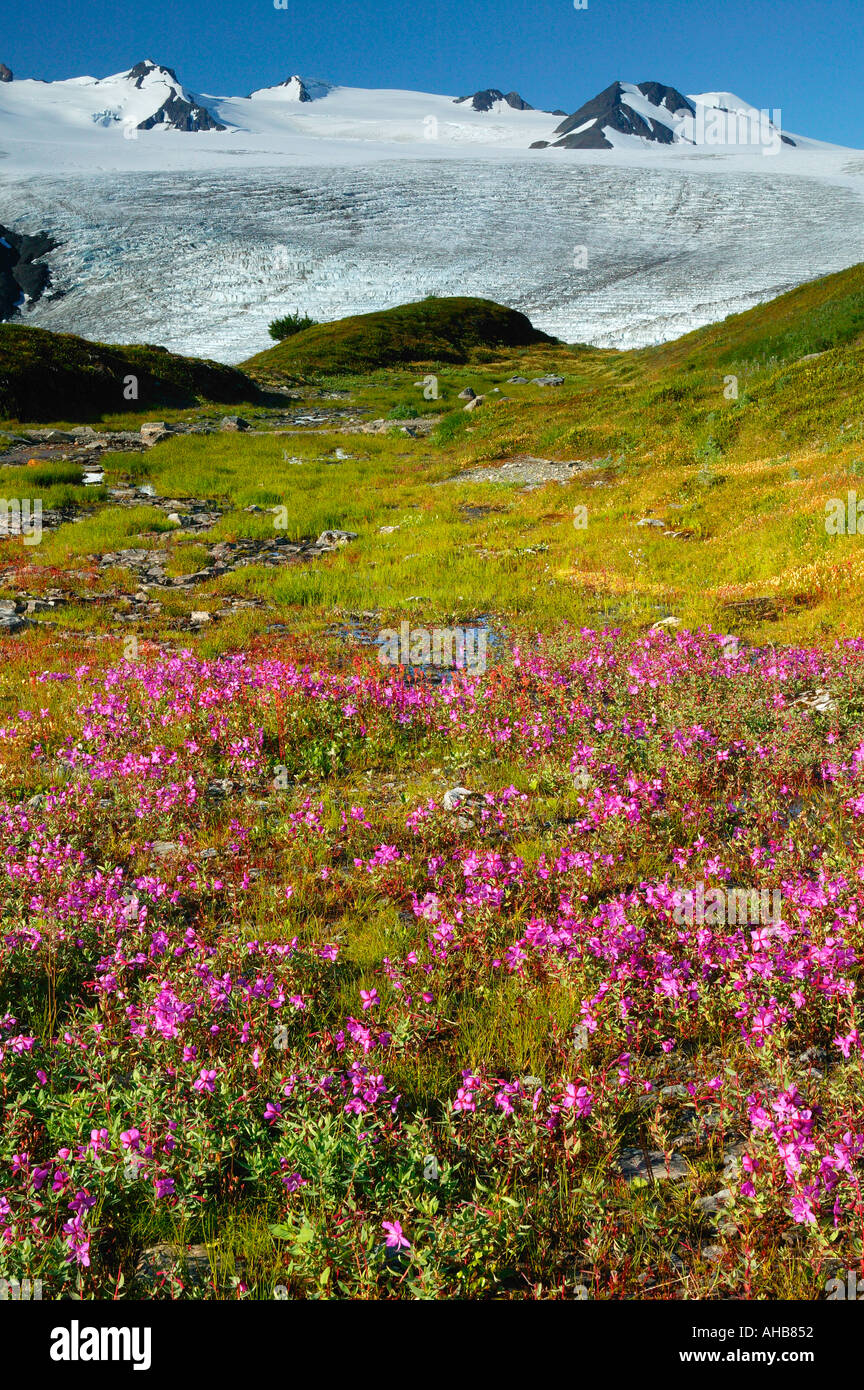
[
  {"left": 538, "top": 80, "right": 694, "bottom": 149},
  {"left": 534, "top": 80, "right": 804, "bottom": 153},
  {"left": 123, "top": 59, "right": 182, "bottom": 89},
  {"left": 249, "top": 75, "right": 333, "bottom": 102},
  {"left": 0, "top": 64, "right": 842, "bottom": 162},
  {"left": 454, "top": 89, "right": 534, "bottom": 113},
  {"left": 0, "top": 58, "right": 229, "bottom": 134}
]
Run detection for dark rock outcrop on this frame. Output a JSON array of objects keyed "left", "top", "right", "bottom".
[
  {"left": 552, "top": 80, "right": 694, "bottom": 149},
  {"left": 124, "top": 60, "right": 226, "bottom": 131},
  {"left": 127, "top": 60, "right": 181, "bottom": 88},
  {"left": 137, "top": 92, "right": 226, "bottom": 132},
  {"left": 0, "top": 225, "right": 57, "bottom": 320},
  {"left": 0, "top": 64, "right": 12, "bottom": 83},
  {"left": 455, "top": 89, "right": 534, "bottom": 112}
]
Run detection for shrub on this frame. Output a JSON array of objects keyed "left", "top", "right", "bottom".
[{"left": 268, "top": 313, "right": 319, "bottom": 342}]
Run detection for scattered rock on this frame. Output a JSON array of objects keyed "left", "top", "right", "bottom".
[
  {"left": 507, "top": 376, "right": 528, "bottom": 383},
  {"left": 695, "top": 1188, "right": 733, "bottom": 1218},
  {"left": 791, "top": 687, "right": 836, "bottom": 715},
  {"left": 442, "top": 456, "right": 589, "bottom": 487},
  {"left": 151, "top": 840, "right": 180, "bottom": 858},
  {"left": 135, "top": 1244, "right": 212, "bottom": 1293},
  {"left": 442, "top": 786, "right": 479, "bottom": 812},
  {"left": 721, "top": 1144, "right": 748, "bottom": 1181},
  {"left": 458, "top": 387, "right": 476, "bottom": 401},
  {"left": 357, "top": 416, "right": 437, "bottom": 436},
  {"left": 140, "top": 422, "right": 172, "bottom": 445},
  {"left": 617, "top": 1148, "right": 688, "bottom": 1182},
  {"left": 651, "top": 616, "right": 681, "bottom": 630},
  {"left": 316, "top": 530, "right": 358, "bottom": 548},
  {"left": 463, "top": 395, "right": 486, "bottom": 412},
  {"left": 38, "top": 430, "right": 75, "bottom": 443},
  {"left": 637, "top": 517, "right": 666, "bottom": 529},
  {"left": 220, "top": 416, "right": 250, "bottom": 432},
  {"left": 443, "top": 785, "right": 484, "bottom": 829},
  {"left": 190, "top": 611, "right": 212, "bottom": 624},
  {"left": 0, "top": 613, "right": 32, "bottom": 634},
  {"left": 530, "top": 375, "right": 564, "bottom": 387},
  {"left": 206, "top": 779, "right": 234, "bottom": 801}
]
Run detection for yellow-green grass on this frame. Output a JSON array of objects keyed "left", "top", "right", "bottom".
[
  {"left": 6, "top": 432, "right": 864, "bottom": 647},
  {"left": 3, "top": 264, "right": 864, "bottom": 649}
]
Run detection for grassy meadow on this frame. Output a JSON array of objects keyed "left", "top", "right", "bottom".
[{"left": 0, "top": 275, "right": 863, "bottom": 1303}]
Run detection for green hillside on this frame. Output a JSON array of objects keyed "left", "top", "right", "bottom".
[
  {"left": 641, "top": 261, "right": 864, "bottom": 371},
  {"left": 242, "top": 295, "right": 558, "bottom": 379},
  {"left": 0, "top": 323, "right": 261, "bottom": 423}
]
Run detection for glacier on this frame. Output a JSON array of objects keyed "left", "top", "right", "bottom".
[{"left": 1, "top": 69, "right": 863, "bottom": 363}]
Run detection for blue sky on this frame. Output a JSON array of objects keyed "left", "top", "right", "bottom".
[{"left": 4, "top": 0, "right": 863, "bottom": 145}]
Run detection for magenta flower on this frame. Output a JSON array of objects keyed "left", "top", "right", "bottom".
[
  {"left": 281, "top": 1172, "right": 307, "bottom": 1194},
  {"left": 382, "top": 1220, "right": 410, "bottom": 1250}
]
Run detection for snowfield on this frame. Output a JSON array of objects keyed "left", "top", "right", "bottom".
[{"left": 1, "top": 68, "right": 863, "bottom": 363}]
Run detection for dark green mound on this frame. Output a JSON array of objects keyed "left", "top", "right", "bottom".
[
  {"left": 242, "top": 296, "right": 558, "bottom": 378},
  {"left": 0, "top": 324, "right": 261, "bottom": 422}
]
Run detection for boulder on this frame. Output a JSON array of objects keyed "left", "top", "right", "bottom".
[
  {"left": 458, "top": 387, "right": 476, "bottom": 400},
  {"left": 220, "top": 416, "right": 251, "bottom": 432},
  {"left": 31, "top": 429, "right": 74, "bottom": 443},
  {"left": 463, "top": 395, "right": 485, "bottom": 412},
  {"left": 442, "top": 786, "right": 476, "bottom": 811},
  {"left": 530, "top": 375, "right": 564, "bottom": 386},
  {"left": 0, "top": 614, "right": 32, "bottom": 634},
  {"left": 617, "top": 1148, "right": 688, "bottom": 1182},
  {"left": 140, "top": 422, "right": 172, "bottom": 445},
  {"left": 316, "top": 529, "right": 357, "bottom": 548},
  {"left": 695, "top": 1188, "right": 733, "bottom": 1218}
]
